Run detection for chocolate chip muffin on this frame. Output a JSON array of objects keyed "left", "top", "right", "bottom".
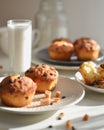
[
  {"left": 25, "top": 64, "right": 59, "bottom": 93},
  {"left": 48, "top": 38, "right": 74, "bottom": 61},
  {"left": 74, "top": 37, "right": 101, "bottom": 60},
  {"left": 0, "top": 74, "right": 37, "bottom": 107}
]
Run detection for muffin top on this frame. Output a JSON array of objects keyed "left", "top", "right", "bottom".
[
  {"left": 74, "top": 37, "right": 100, "bottom": 51},
  {"left": 25, "top": 64, "right": 59, "bottom": 81},
  {"left": 48, "top": 38, "right": 74, "bottom": 53},
  {"left": 0, "top": 74, "right": 37, "bottom": 94}
]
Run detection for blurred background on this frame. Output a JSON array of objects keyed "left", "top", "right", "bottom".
[{"left": 0, "top": 0, "right": 104, "bottom": 48}]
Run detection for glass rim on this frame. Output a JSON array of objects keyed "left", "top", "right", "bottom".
[{"left": 7, "top": 19, "right": 32, "bottom": 25}]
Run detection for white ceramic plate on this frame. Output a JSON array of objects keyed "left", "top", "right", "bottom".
[
  {"left": 32, "top": 48, "right": 104, "bottom": 70},
  {"left": 75, "top": 72, "right": 104, "bottom": 93},
  {"left": 0, "top": 76, "right": 85, "bottom": 114},
  {"left": 37, "top": 48, "right": 104, "bottom": 66}
]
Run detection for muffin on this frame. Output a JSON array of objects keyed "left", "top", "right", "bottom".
[
  {"left": 78, "top": 61, "right": 98, "bottom": 85},
  {"left": 97, "top": 63, "right": 104, "bottom": 80},
  {"left": 48, "top": 38, "right": 74, "bottom": 61},
  {"left": 74, "top": 37, "right": 101, "bottom": 60},
  {"left": 91, "top": 63, "right": 104, "bottom": 88},
  {"left": 0, "top": 74, "right": 37, "bottom": 107},
  {"left": 25, "top": 64, "right": 59, "bottom": 93}
]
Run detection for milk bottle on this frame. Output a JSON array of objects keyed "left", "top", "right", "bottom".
[{"left": 35, "top": 0, "right": 69, "bottom": 48}]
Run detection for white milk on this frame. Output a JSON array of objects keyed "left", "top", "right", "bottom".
[{"left": 8, "top": 20, "right": 32, "bottom": 73}]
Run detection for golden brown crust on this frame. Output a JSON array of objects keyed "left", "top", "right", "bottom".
[
  {"left": 74, "top": 37, "right": 100, "bottom": 60},
  {"left": 0, "top": 74, "right": 37, "bottom": 107},
  {"left": 25, "top": 64, "right": 58, "bottom": 81},
  {"left": 74, "top": 37, "right": 100, "bottom": 51},
  {"left": 25, "top": 64, "right": 59, "bottom": 93},
  {"left": 48, "top": 38, "right": 74, "bottom": 61}
]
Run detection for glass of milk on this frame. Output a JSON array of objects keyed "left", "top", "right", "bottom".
[{"left": 7, "top": 19, "right": 32, "bottom": 73}]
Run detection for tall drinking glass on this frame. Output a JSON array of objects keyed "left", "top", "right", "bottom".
[{"left": 7, "top": 19, "right": 32, "bottom": 73}]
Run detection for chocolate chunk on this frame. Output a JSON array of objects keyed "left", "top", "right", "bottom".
[
  {"left": 43, "top": 73, "right": 47, "bottom": 77},
  {"left": 9, "top": 79, "right": 14, "bottom": 83},
  {"left": 48, "top": 125, "right": 53, "bottom": 128},
  {"left": 25, "top": 96, "right": 29, "bottom": 99}
]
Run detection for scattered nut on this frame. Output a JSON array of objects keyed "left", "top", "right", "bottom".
[
  {"left": 82, "top": 114, "right": 89, "bottom": 121},
  {"left": 57, "top": 112, "right": 64, "bottom": 120},
  {"left": 45, "top": 90, "right": 52, "bottom": 98},
  {"left": 40, "top": 98, "right": 51, "bottom": 106},
  {"left": 55, "top": 91, "right": 61, "bottom": 97},
  {"left": 66, "top": 120, "right": 72, "bottom": 130},
  {"left": 52, "top": 97, "right": 60, "bottom": 103}
]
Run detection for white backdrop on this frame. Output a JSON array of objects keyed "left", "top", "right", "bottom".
[
  {"left": 0, "top": 0, "right": 104, "bottom": 48},
  {"left": 64, "top": 0, "right": 104, "bottom": 48}
]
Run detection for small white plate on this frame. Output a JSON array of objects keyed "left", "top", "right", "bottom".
[
  {"left": 0, "top": 76, "right": 85, "bottom": 114},
  {"left": 75, "top": 72, "right": 104, "bottom": 93}
]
